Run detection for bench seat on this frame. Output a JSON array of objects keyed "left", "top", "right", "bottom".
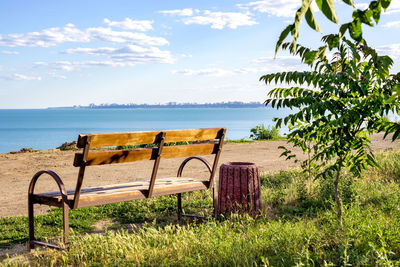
[{"left": 33, "top": 177, "right": 209, "bottom": 208}]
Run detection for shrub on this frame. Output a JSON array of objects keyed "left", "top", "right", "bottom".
[
  {"left": 249, "top": 124, "right": 281, "bottom": 140},
  {"left": 9, "top": 148, "right": 36, "bottom": 154},
  {"left": 57, "top": 141, "right": 77, "bottom": 151}
]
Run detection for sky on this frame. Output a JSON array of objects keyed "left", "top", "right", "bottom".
[{"left": 1, "top": 0, "right": 400, "bottom": 108}]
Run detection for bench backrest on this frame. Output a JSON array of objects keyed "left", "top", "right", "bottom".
[{"left": 71, "top": 128, "right": 226, "bottom": 208}]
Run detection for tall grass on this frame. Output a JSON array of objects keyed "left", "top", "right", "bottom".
[{"left": 2, "top": 150, "right": 400, "bottom": 266}]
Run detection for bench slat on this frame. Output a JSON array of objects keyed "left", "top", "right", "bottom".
[
  {"left": 74, "top": 143, "right": 218, "bottom": 166},
  {"left": 77, "top": 128, "right": 224, "bottom": 148}
]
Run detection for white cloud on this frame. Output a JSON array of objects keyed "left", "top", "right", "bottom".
[
  {"left": 36, "top": 61, "right": 105, "bottom": 71},
  {"left": 159, "top": 8, "right": 198, "bottom": 16},
  {"left": 104, "top": 18, "right": 153, "bottom": 31},
  {"left": 0, "top": 23, "right": 168, "bottom": 48},
  {"left": 251, "top": 55, "right": 301, "bottom": 64},
  {"left": 180, "top": 54, "right": 192, "bottom": 58},
  {"left": 183, "top": 10, "right": 257, "bottom": 29},
  {"left": 160, "top": 9, "right": 257, "bottom": 29},
  {"left": 172, "top": 56, "right": 307, "bottom": 77},
  {"left": 87, "top": 27, "right": 168, "bottom": 46},
  {"left": 3, "top": 73, "right": 42, "bottom": 81},
  {"left": 377, "top": 43, "right": 400, "bottom": 58},
  {"left": 34, "top": 61, "right": 75, "bottom": 71},
  {"left": 383, "top": 20, "right": 400, "bottom": 28},
  {"left": 250, "top": 56, "right": 308, "bottom": 72},
  {"left": 0, "top": 24, "right": 89, "bottom": 47},
  {"left": 63, "top": 47, "right": 116, "bottom": 55},
  {"left": 239, "top": 0, "right": 300, "bottom": 17},
  {"left": 172, "top": 68, "right": 237, "bottom": 77},
  {"left": 1, "top": 50, "right": 19, "bottom": 55},
  {"left": 172, "top": 67, "right": 267, "bottom": 77},
  {"left": 48, "top": 72, "right": 67, "bottom": 79},
  {"left": 34, "top": 60, "right": 116, "bottom": 71},
  {"left": 36, "top": 45, "right": 174, "bottom": 71},
  {"left": 63, "top": 44, "right": 173, "bottom": 61},
  {"left": 112, "top": 46, "right": 173, "bottom": 63},
  {"left": 355, "top": 3, "right": 369, "bottom": 9}
]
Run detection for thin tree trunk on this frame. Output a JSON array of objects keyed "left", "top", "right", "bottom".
[{"left": 334, "top": 164, "right": 343, "bottom": 230}]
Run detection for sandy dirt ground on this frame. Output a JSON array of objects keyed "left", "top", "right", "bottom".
[{"left": 0, "top": 134, "right": 398, "bottom": 218}]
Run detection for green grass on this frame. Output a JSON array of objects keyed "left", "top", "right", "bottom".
[
  {"left": 0, "top": 191, "right": 210, "bottom": 250},
  {"left": 224, "top": 138, "right": 255, "bottom": 143},
  {"left": 116, "top": 141, "right": 193, "bottom": 150},
  {"left": 225, "top": 137, "right": 286, "bottom": 143},
  {"left": 0, "top": 208, "right": 101, "bottom": 249},
  {"left": 2, "top": 150, "right": 400, "bottom": 265}
]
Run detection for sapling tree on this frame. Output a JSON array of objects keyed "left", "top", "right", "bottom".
[
  {"left": 261, "top": 36, "right": 399, "bottom": 228},
  {"left": 275, "top": 0, "right": 392, "bottom": 54},
  {"left": 264, "top": 0, "right": 397, "bottom": 228}
]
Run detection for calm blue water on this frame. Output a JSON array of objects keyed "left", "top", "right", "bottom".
[{"left": 0, "top": 108, "right": 293, "bottom": 153}]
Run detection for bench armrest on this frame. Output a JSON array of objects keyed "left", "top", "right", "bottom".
[
  {"left": 177, "top": 157, "right": 212, "bottom": 186},
  {"left": 28, "top": 170, "right": 70, "bottom": 207}
]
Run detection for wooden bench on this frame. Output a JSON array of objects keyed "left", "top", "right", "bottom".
[{"left": 28, "top": 127, "right": 226, "bottom": 250}]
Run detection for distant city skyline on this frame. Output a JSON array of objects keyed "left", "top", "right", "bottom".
[
  {"left": 47, "top": 101, "right": 265, "bottom": 109},
  {"left": 1, "top": 0, "right": 400, "bottom": 108}
]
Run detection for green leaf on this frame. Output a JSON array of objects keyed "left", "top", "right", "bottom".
[
  {"left": 324, "top": 34, "right": 340, "bottom": 50},
  {"left": 315, "top": 0, "right": 339, "bottom": 23},
  {"left": 339, "top": 23, "right": 349, "bottom": 38},
  {"left": 305, "top": 6, "right": 321, "bottom": 32},
  {"left": 317, "top": 46, "right": 327, "bottom": 59},
  {"left": 367, "top": 154, "right": 379, "bottom": 168},
  {"left": 343, "top": 38, "right": 360, "bottom": 60},
  {"left": 342, "top": 0, "right": 354, "bottom": 6},
  {"left": 348, "top": 19, "right": 363, "bottom": 42},
  {"left": 381, "top": 0, "right": 391, "bottom": 9},
  {"left": 275, "top": 24, "right": 294, "bottom": 56},
  {"left": 304, "top": 50, "right": 318, "bottom": 65},
  {"left": 353, "top": 9, "right": 374, "bottom": 26},
  {"left": 369, "top": 1, "right": 382, "bottom": 23},
  {"left": 276, "top": 118, "right": 283, "bottom": 128},
  {"left": 291, "top": 0, "right": 313, "bottom": 52},
  {"left": 392, "top": 128, "right": 400, "bottom": 141}
]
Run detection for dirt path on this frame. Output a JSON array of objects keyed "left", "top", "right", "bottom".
[{"left": 0, "top": 134, "right": 398, "bottom": 218}]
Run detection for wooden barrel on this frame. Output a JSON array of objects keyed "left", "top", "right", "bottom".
[{"left": 218, "top": 162, "right": 261, "bottom": 216}]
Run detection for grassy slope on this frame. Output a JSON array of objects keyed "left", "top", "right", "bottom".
[{"left": 2, "top": 150, "right": 400, "bottom": 266}]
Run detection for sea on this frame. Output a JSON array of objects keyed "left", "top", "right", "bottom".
[{"left": 0, "top": 108, "right": 293, "bottom": 153}]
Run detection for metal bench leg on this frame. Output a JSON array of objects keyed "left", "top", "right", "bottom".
[
  {"left": 28, "top": 199, "right": 70, "bottom": 251},
  {"left": 28, "top": 195, "right": 35, "bottom": 251},
  {"left": 177, "top": 193, "right": 182, "bottom": 221},
  {"left": 213, "top": 186, "right": 218, "bottom": 218},
  {"left": 62, "top": 202, "right": 70, "bottom": 249}
]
